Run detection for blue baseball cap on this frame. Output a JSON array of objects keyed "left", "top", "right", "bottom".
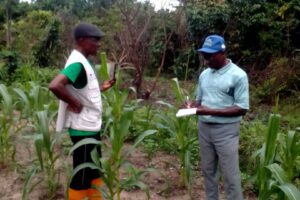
[{"left": 197, "top": 35, "right": 226, "bottom": 53}]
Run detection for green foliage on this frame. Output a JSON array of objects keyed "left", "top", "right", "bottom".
[
  {"left": 33, "top": 0, "right": 69, "bottom": 12},
  {"left": 186, "top": 2, "right": 230, "bottom": 39},
  {"left": 170, "top": 47, "right": 199, "bottom": 80},
  {"left": 252, "top": 57, "right": 300, "bottom": 103},
  {"left": 32, "top": 18, "right": 61, "bottom": 67},
  {"left": 141, "top": 78, "right": 199, "bottom": 197},
  {"left": 13, "top": 81, "right": 57, "bottom": 115},
  {"left": 22, "top": 166, "right": 39, "bottom": 200},
  {"left": 280, "top": 101, "right": 300, "bottom": 130},
  {"left": 147, "top": 9, "right": 177, "bottom": 74},
  {"left": 14, "top": 10, "right": 62, "bottom": 67},
  {"left": 239, "top": 120, "right": 266, "bottom": 171},
  {"left": 185, "top": 0, "right": 300, "bottom": 77},
  {"left": 249, "top": 112, "right": 300, "bottom": 199},
  {"left": 278, "top": 130, "right": 300, "bottom": 180},
  {"left": 12, "top": 65, "right": 59, "bottom": 86},
  {"left": 0, "top": 82, "right": 60, "bottom": 198},
  {"left": 0, "top": 84, "right": 16, "bottom": 165},
  {"left": 22, "top": 108, "right": 63, "bottom": 199},
  {"left": 0, "top": 49, "right": 19, "bottom": 82},
  {"left": 97, "top": 5, "right": 123, "bottom": 54}
]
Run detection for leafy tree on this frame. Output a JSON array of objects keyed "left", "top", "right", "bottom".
[
  {"left": 32, "top": 0, "right": 68, "bottom": 11},
  {"left": 32, "top": 18, "right": 61, "bottom": 67},
  {"left": 14, "top": 10, "right": 61, "bottom": 66}
]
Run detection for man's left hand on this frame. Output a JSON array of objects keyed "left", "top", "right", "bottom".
[{"left": 101, "top": 78, "right": 116, "bottom": 91}]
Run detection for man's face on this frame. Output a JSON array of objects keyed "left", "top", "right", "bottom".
[
  {"left": 79, "top": 37, "right": 101, "bottom": 55},
  {"left": 201, "top": 52, "right": 224, "bottom": 69}
]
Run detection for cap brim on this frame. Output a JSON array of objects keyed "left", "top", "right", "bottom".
[
  {"left": 197, "top": 47, "right": 219, "bottom": 53},
  {"left": 97, "top": 30, "right": 105, "bottom": 37},
  {"left": 90, "top": 30, "right": 105, "bottom": 38}
]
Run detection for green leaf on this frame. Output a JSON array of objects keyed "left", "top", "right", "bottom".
[
  {"left": 69, "top": 138, "right": 102, "bottom": 155},
  {"left": 266, "top": 163, "right": 289, "bottom": 184},
  {"left": 22, "top": 167, "right": 38, "bottom": 200},
  {"left": 100, "top": 52, "right": 110, "bottom": 80},
  {"left": 132, "top": 129, "right": 158, "bottom": 149},
  {"left": 71, "top": 162, "right": 101, "bottom": 182},
  {"left": 277, "top": 183, "right": 300, "bottom": 200},
  {"left": 34, "top": 134, "right": 44, "bottom": 170}
]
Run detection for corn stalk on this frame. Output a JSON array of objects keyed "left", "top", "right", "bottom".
[
  {"left": 278, "top": 130, "right": 300, "bottom": 180},
  {"left": 148, "top": 78, "right": 197, "bottom": 199},
  {"left": 22, "top": 108, "right": 62, "bottom": 199},
  {"left": 0, "top": 84, "right": 17, "bottom": 165},
  {"left": 252, "top": 108, "right": 300, "bottom": 199}
]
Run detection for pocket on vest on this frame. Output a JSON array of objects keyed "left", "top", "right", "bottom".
[
  {"left": 89, "top": 91, "right": 100, "bottom": 103},
  {"left": 80, "top": 110, "right": 100, "bottom": 127},
  {"left": 89, "top": 79, "right": 99, "bottom": 89}
]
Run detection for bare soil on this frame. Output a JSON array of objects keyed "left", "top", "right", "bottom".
[{"left": 0, "top": 135, "right": 257, "bottom": 200}]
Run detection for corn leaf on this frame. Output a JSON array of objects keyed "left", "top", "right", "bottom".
[
  {"left": 71, "top": 162, "right": 101, "bottom": 182},
  {"left": 34, "top": 134, "right": 44, "bottom": 170},
  {"left": 266, "top": 163, "right": 290, "bottom": 184},
  {"left": 69, "top": 138, "right": 102, "bottom": 155},
  {"left": 0, "top": 84, "right": 13, "bottom": 114},
  {"left": 277, "top": 183, "right": 300, "bottom": 200}
]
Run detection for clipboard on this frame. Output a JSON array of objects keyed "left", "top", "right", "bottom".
[{"left": 176, "top": 108, "right": 197, "bottom": 117}]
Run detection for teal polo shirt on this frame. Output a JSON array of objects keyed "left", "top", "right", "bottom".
[{"left": 196, "top": 59, "right": 249, "bottom": 123}]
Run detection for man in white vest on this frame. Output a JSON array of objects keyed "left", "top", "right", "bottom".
[{"left": 49, "top": 22, "right": 115, "bottom": 200}]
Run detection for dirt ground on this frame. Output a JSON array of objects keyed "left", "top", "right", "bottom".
[{"left": 0, "top": 135, "right": 257, "bottom": 200}]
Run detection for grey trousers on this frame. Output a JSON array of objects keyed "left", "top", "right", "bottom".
[{"left": 198, "top": 121, "right": 243, "bottom": 200}]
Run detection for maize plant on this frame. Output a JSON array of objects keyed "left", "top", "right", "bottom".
[
  {"left": 22, "top": 108, "right": 63, "bottom": 200},
  {"left": 14, "top": 81, "right": 55, "bottom": 115},
  {"left": 278, "top": 130, "right": 300, "bottom": 180},
  {"left": 154, "top": 108, "right": 197, "bottom": 197},
  {"left": 0, "top": 84, "right": 18, "bottom": 165},
  {"left": 251, "top": 109, "right": 300, "bottom": 199},
  {"left": 149, "top": 78, "right": 198, "bottom": 198}
]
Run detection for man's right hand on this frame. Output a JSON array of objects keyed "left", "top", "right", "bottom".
[
  {"left": 67, "top": 101, "right": 83, "bottom": 113},
  {"left": 183, "top": 100, "right": 198, "bottom": 109}
]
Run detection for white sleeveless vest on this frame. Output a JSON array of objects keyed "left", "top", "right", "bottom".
[{"left": 56, "top": 49, "right": 102, "bottom": 132}]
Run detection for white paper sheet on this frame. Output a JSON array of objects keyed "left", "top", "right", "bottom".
[{"left": 176, "top": 108, "right": 197, "bottom": 117}]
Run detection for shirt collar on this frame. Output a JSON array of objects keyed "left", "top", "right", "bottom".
[{"left": 210, "top": 59, "right": 232, "bottom": 74}]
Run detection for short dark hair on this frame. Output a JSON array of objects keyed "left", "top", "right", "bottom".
[{"left": 73, "top": 22, "right": 105, "bottom": 40}]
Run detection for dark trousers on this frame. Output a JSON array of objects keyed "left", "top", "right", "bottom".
[{"left": 70, "top": 134, "right": 102, "bottom": 190}]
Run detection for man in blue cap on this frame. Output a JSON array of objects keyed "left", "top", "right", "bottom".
[{"left": 186, "top": 35, "right": 249, "bottom": 200}]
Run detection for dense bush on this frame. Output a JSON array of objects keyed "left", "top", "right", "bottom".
[
  {"left": 251, "top": 57, "right": 300, "bottom": 103},
  {"left": 0, "top": 50, "right": 19, "bottom": 82},
  {"left": 11, "top": 65, "right": 59, "bottom": 87},
  {"left": 14, "top": 10, "right": 62, "bottom": 67}
]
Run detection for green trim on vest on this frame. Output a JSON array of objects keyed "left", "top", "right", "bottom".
[{"left": 68, "top": 128, "right": 98, "bottom": 136}]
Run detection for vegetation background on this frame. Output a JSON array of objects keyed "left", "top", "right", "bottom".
[{"left": 0, "top": 0, "right": 300, "bottom": 200}]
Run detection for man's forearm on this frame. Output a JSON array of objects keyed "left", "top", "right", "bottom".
[{"left": 196, "top": 105, "right": 247, "bottom": 117}]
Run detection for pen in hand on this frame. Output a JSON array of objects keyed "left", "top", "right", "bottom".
[{"left": 185, "top": 96, "right": 191, "bottom": 108}]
